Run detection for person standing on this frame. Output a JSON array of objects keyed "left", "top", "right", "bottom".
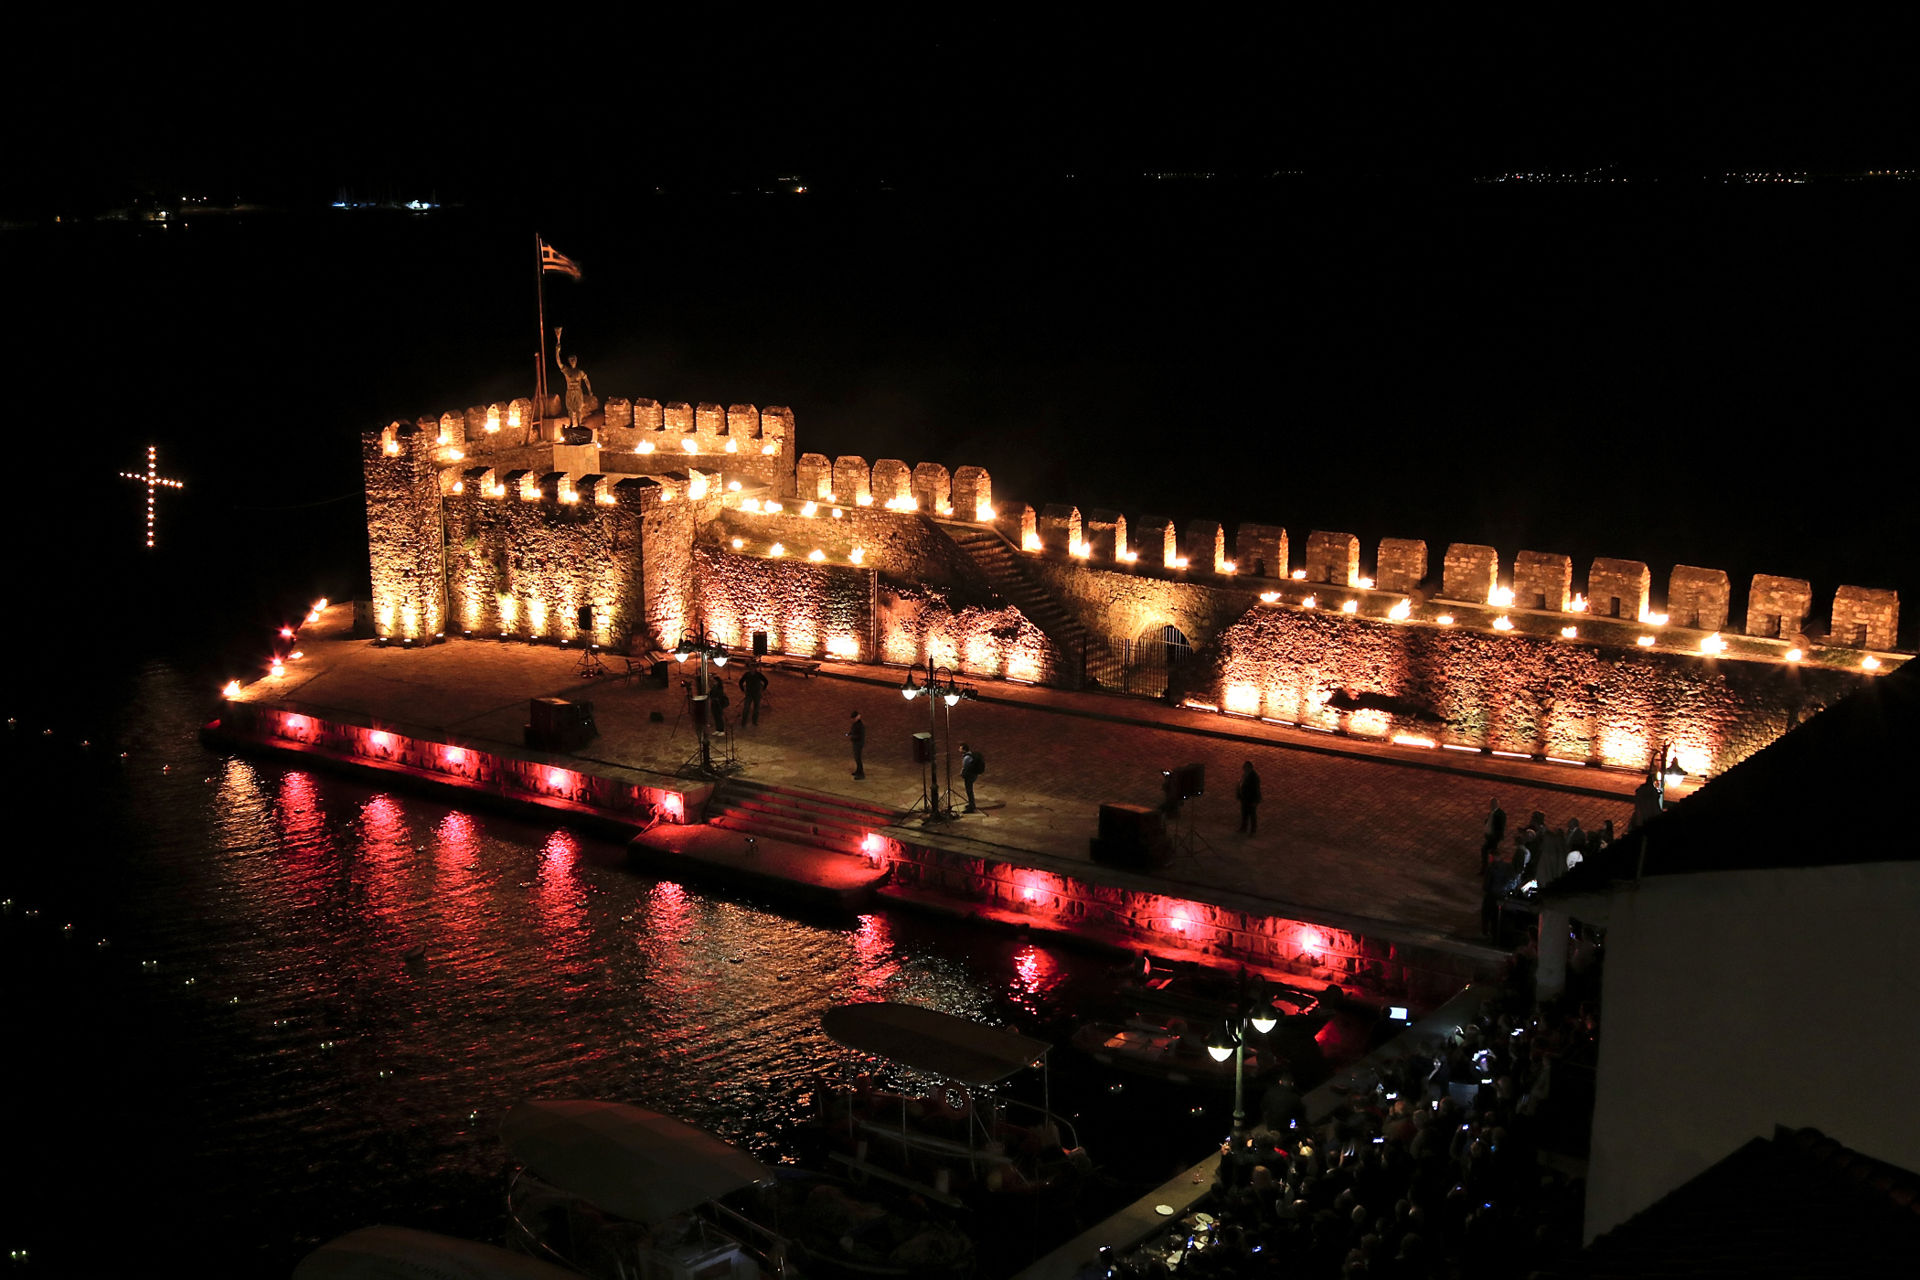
[
  {"left": 959, "top": 742, "right": 985, "bottom": 812},
  {"left": 1481, "top": 798, "right": 1507, "bottom": 867},
  {"left": 708, "top": 675, "right": 730, "bottom": 734},
  {"left": 1235, "top": 760, "right": 1262, "bottom": 834},
  {"left": 847, "top": 709, "right": 866, "bottom": 779},
  {"left": 740, "top": 662, "right": 769, "bottom": 726}
]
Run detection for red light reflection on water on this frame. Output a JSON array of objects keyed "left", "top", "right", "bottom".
[
  {"left": 848, "top": 913, "right": 900, "bottom": 994},
  {"left": 433, "top": 811, "right": 479, "bottom": 868},
  {"left": 645, "top": 880, "right": 692, "bottom": 937},
  {"left": 357, "top": 794, "right": 414, "bottom": 922},
  {"left": 1006, "top": 942, "right": 1062, "bottom": 1015},
  {"left": 275, "top": 771, "right": 329, "bottom": 856},
  {"left": 531, "top": 828, "right": 588, "bottom": 947},
  {"left": 420, "top": 810, "right": 490, "bottom": 976}
]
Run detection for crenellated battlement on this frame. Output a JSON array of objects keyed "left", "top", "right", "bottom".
[{"left": 979, "top": 490, "right": 1900, "bottom": 663}]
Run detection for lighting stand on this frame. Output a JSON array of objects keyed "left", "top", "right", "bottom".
[
  {"left": 1168, "top": 796, "right": 1218, "bottom": 863},
  {"left": 671, "top": 629, "right": 740, "bottom": 778}
]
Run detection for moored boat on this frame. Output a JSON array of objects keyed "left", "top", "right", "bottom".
[
  {"left": 1069, "top": 1012, "right": 1283, "bottom": 1086},
  {"left": 293, "top": 1224, "right": 584, "bottom": 1279},
  {"left": 814, "top": 1002, "right": 1087, "bottom": 1205},
  {"left": 502, "top": 1098, "right": 972, "bottom": 1280}
]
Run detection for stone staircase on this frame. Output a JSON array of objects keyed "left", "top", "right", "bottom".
[
  {"left": 705, "top": 778, "right": 904, "bottom": 856},
  {"left": 932, "top": 521, "right": 1121, "bottom": 690}
]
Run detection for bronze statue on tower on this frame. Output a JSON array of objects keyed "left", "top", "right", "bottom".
[{"left": 552, "top": 326, "right": 594, "bottom": 438}]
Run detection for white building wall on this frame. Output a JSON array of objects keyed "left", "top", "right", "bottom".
[{"left": 1585, "top": 862, "right": 1920, "bottom": 1242}]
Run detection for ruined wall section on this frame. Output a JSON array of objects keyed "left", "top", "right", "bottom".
[
  {"left": 1216, "top": 607, "right": 1866, "bottom": 776},
  {"left": 691, "top": 546, "right": 874, "bottom": 662},
  {"left": 364, "top": 423, "right": 448, "bottom": 641},
  {"left": 876, "top": 584, "right": 1057, "bottom": 683}
]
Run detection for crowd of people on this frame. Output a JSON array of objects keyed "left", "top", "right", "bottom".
[
  {"left": 1479, "top": 799, "right": 1615, "bottom": 942},
  {"left": 1096, "top": 971, "right": 1601, "bottom": 1279}
]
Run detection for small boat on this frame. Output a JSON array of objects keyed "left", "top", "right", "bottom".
[
  {"left": 815, "top": 1002, "right": 1085, "bottom": 1205},
  {"left": 504, "top": 1099, "right": 785, "bottom": 1280},
  {"left": 294, "top": 1224, "right": 582, "bottom": 1279},
  {"left": 1069, "top": 1012, "right": 1282, "bottom": 1086},
  {"left": 1112, "top": 954, "right": 1324, "bottom": 1027},
  {"left": 503, "top": 1098, "right": 972, "bottom": 1280}
]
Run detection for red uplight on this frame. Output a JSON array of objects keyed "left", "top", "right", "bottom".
[
  {"left": 548, "top": 768, "right": 568, "bottom": 789},
  {"left": 444, "top": 746, "right": 466, "bottom": 765},
  {"left": 370, "top": 731, "right": 391, "bottom": 749}
]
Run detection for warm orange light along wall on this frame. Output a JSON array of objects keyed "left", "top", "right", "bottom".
[{"left": 1215, "top": 605, "right": 1867, "bottom": 775}]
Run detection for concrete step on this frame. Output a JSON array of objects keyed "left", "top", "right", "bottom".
[
  {"left": 722, "top": 794, "right": 881, "bottom": 842},
  {"left": 709, "top": 810, "right": 866, "bottom": 856},
  {"left": 706, "top": 779, "right": 903, "bottom": 857}
]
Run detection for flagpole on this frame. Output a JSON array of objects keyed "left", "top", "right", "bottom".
[{"left": 534, "top": 234, "right": 548, "bottom": 441}]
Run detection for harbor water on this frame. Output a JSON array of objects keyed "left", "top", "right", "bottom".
[{"left": 5, "top": 656, "right": 1325, "bottom": 1276}]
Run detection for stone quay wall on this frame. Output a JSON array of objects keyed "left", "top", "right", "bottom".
[
  {"left": 215, "top": 699, "right": 711, "bottom": 824},
  {"left": 882, "top": 842, "right": 1498, "bottom": 1007}
]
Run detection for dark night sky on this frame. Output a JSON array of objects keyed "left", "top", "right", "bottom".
[
  {"left": 6, "top": 12, "right": 1914, "bottom": 637},
  {"left": 7, "top": 13, "right": 1914, "bottom": 213}
]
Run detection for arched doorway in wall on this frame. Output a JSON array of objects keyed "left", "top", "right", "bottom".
[{"left": 1092, "top": 622, "right": 1196, "bottom": 699}]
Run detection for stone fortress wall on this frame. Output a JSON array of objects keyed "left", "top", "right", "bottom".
[{"left": 367, "top": 391, "right": 1904, "bottom": 780}]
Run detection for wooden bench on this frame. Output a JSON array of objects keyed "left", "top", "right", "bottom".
[{"left": 773, "top": 659, "right": 821, "bottom": 678}]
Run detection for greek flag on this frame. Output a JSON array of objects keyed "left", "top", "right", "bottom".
[{"left": 540, "top": 240, "right": 582, "bottom": 280}]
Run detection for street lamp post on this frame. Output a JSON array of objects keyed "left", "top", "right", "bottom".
[
  {"left": 900, "top": 659, "right": 976, "bottom": 822},
  {"left": 1207, "top": 996, "right": 1280, "bottom": 1140},
  {"left": 673, "top": 629, "right": 731, "bottom": 774},
  {"left": 1654, "top": 743, "right": 1686, "bottom": 808}
]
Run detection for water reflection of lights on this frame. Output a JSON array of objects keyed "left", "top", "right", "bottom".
[
  {"left": 274, "top": 770, "right": 330, "bottom": 855},
  {"left": 540, "top": 829, "right": 580, "bottom": 867},
  {"left": 434, "top": 811, "right": 479, "bottom": 867},
  {"left": 848, "top": 912, "right": 898, "bottom": 992},
  {"left": 1007, "top": 942, "right": 1062, "bottom": 1014}
]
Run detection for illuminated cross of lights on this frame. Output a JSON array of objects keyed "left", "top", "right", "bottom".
[{"left": 119, "top": 445, "right": 185, "bottom": 549}]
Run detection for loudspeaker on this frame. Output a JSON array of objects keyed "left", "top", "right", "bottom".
[
  {"left": 526, "top": 697, "right": 597, "bottom": 750},
  {"left": 752, "top": 630, "right": 769, "bottom": 657},
  {"left": 1098, "top": 802, "right": 1163, "bottom": 844},
  {"left": 576, "top": 605, "right": 593, "bottom": 631},
  {"left": 911, "top": 731, "right": 935, "bottom": 763},
  {"left": 1166, "top": 762, "right": 1205, "bottom": 800},
  {"left": 1092, "top": 803, "right": 1170, "bottom": 867}
]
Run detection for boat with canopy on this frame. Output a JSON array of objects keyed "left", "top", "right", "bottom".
[
  {"left": 816, "top": 1002, "right": 1084, "bottom": 1204},
  {"left": 502, "top": 1098, "right": 974, "bottom": 1279}
]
